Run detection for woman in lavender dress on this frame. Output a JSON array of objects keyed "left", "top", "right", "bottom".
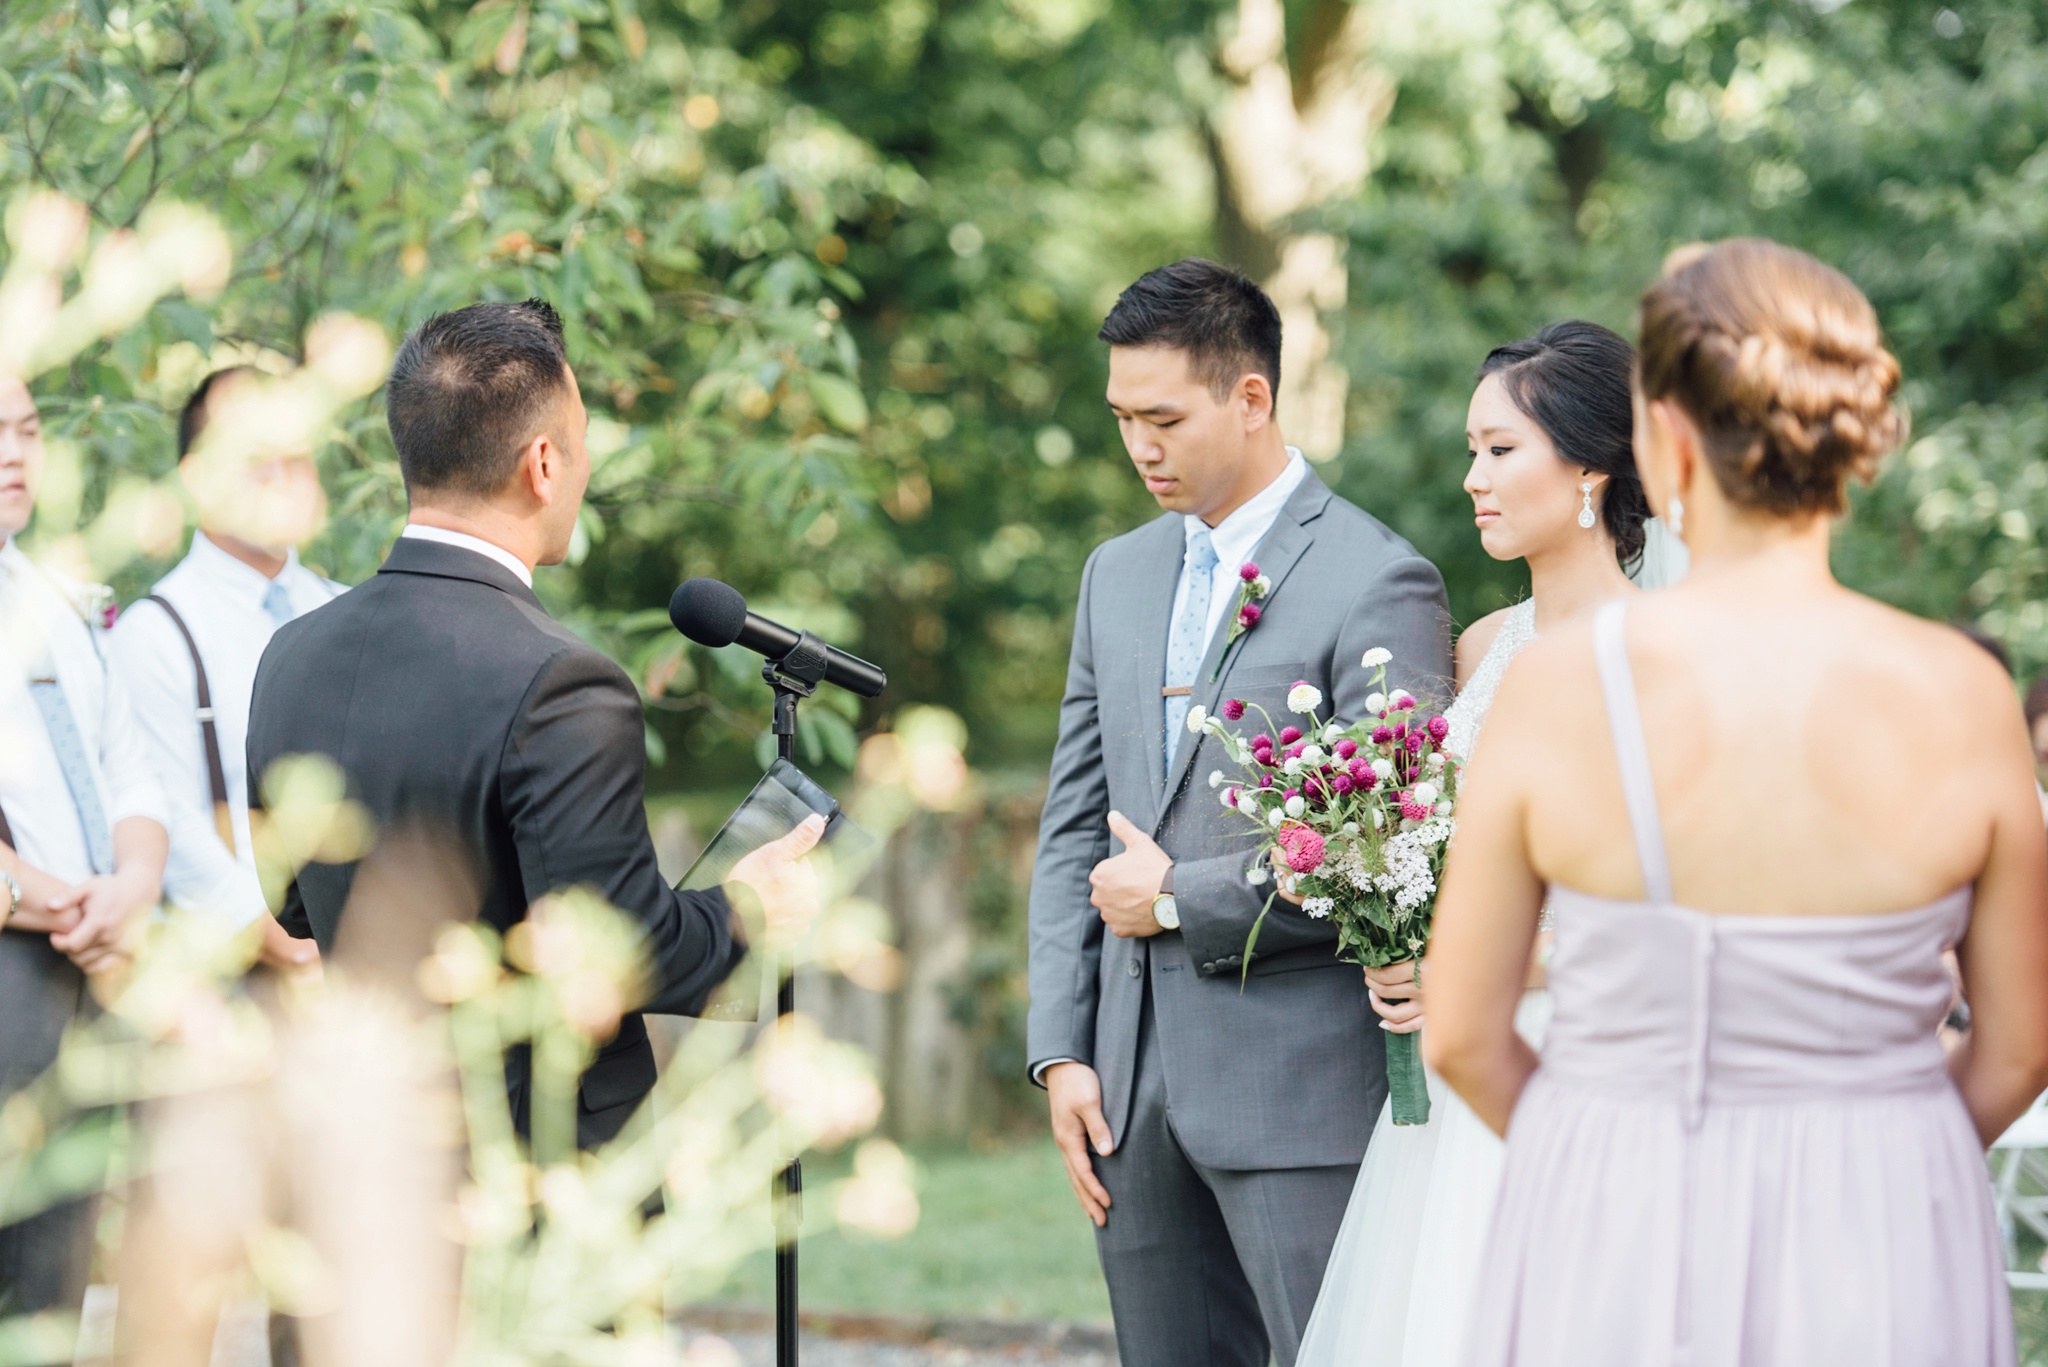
[
  {"left": 1428, "top": 238, "right": 2048, "bottom": 1366},
  {"left": 1296, "top": 321, "right": 1647, "bottom": 1367}
]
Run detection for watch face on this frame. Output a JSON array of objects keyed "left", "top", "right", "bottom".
[{"left": 1153, "top": 894, "right": 1180, "bottom": 930}]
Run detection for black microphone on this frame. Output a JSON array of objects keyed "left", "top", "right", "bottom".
[{"left": 669, "top": 578, "right": 888, "bottom": 699}]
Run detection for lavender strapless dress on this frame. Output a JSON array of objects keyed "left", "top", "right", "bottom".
[{"left": 1463, "top": 601, "right": 2013, "bottom": 1367}]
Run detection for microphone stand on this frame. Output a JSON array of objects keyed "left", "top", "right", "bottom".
[{"left": 762, "top": 632, "right": 830, "bottom": 1367}]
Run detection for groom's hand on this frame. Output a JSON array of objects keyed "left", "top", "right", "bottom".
[
  {"left": 1045, "top": 1061, "right": 1114, "bottom": 1226},
  {"left": 1090, "top": 812, "right": 1172, "bottom": 938}
]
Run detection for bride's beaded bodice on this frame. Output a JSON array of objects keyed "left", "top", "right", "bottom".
[{"left": 1443, "top": 599, "right": 1536, "bottom": 760}]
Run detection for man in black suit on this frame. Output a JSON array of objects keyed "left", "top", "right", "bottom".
[{"left": 247, "top": 299, "right": 819, "bottom": 1147}]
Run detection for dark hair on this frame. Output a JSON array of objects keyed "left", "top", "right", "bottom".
[
  {"left": 1477, "top": 321, "right": 1650, "bottom": 571},
  {"left": 1098, "top": 259, "right": 1282, "bottom": 406},
  {"left": 1636, "top": 238, "right": 1903, "bottom": 517},
  {"left": 385, "top": 298, "right": 570, "bottom": 496},
  {"left": 178, "top": 365, "right": 261, "bottom": 458},
  {"left": 2025, "top": 674, "right": 2048, "bottom": 732}
]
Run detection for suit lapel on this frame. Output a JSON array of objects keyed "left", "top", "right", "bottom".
[
  {"left": 1133, "top": 516, "right": 1185, "bottom": 816},
  {"left": 1158, "top": 472, "right": 1332, "bottom": 814}
]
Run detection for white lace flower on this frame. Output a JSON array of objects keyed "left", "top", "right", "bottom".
[
  {"left": 1302, "top": 896, "right": 1335, "bottom": 919},
  {"left": 1284, "top": 795, "right": 1306, "bottom": 818},
  {"left": 1365, "top": 692, "right": 1386, "bottom": 714},
  {"left": 1185, "top": 705, "right": 1208, "bottom": 734},
  {"left": 1287, "top": 682, "right": 1323, "bottom": 714}
]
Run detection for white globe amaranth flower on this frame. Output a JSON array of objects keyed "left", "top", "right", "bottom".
[
  {"left": 1185, "top": 704, "right": 1208, "bottom": 734},
  {"left": 1283, "top": 756, "right": 1304, "bottom": 776},
  {"left": 1436, "top": 800, "right": 1454, "bottom": 817},
  {"left": 1390, "top": 690, "right": 1416, "bottom": 711},
  {"left": 1342, "top": 822, "right": 1360, "bottom": 836},
  {"left": 1371, "top": 808, "right": 1385, "bottom": 830},
  {"left": 1218, "top": 786, "right": 1237, "bottom": 809},
  {"left": 1426, "top": 752, "right": 1446, "bottom": 771},
  {"left": 1208, "top": 769, "right": 1225, "bottom": 789},
  {"left": 1370, "top": 757, "right": 1395, "bottom": 780},
  {"left": 1365, "top": 692, "right": 1386, "bottom": 714},
  {"left": 1269, "top": 808, "right": 1287, "bottom": 829},
  {"left": 1360, "top": 647, "right": 1393, "bottom": 669},
  {"left": 1238, "top": 792, "right": 1261, "bottom": 818},
  {"left": 1286, "top": 682, "right": 1323, "bottom": 714},
  {"left": 1284, "top": 795, "right": 1306, "bottom": 818},
  {"left": 1324, "top": 721, "right": 1346, "bottom": 742},
  {"left": 1247, "top": 865, "right": 1271, "bottom": 886},
  {"left": 1412, "top": 782, "right": 1439, "bottom": 807},
  {"left": 1252, "top": 574, "right": 1272, "bottom": 596},
  {"left": 1300, "top": 744, "right": 1325, "bottom": 766}
]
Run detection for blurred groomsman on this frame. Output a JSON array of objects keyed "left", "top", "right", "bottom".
[
  {"left": 0, "top": 373, "right": 170, "bottom": 1324},
  {"left": 109, "top": 368, "right": 333, "bottom": 969}
]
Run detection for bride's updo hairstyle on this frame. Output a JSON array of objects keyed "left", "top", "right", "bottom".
[
  {"left": 1635, "top": 238, "right": 1904, "bottom": 516},
  {"left": 1478, "top": 320, "right": 1650, "bottom": 571}
]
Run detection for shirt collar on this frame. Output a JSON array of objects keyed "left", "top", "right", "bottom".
[
  {"left": 1185, "top": 446, "right": 1310, "bottom": 569},
  {"left": 186, "top": 530, "right": 300, "bottom": 609},
  {"left": 399, "top": 524, "right": 534, "bottom": 587}
]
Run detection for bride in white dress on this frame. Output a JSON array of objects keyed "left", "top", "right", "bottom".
[{"left": 1295, "top": 321, "right": 1656, "bottom": 1367}]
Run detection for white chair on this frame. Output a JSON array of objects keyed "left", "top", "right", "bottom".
[{"left": 1991, "top": 1091, "right": 2048, "bottom": 1290}]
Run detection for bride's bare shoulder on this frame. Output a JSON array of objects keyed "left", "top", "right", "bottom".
[{"left": 1454, "top": 607, "right": 1516, "bottom": 689}]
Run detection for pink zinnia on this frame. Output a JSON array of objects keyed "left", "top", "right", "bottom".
[
  {"left": 1239, "top": 561, "right": 1261, "bottom": 582},
  {"left": 1222, "top": 698, "right": 1248, "bottom": 721},
  {"left": 1334, "top": 738, "right": 1359, "bottom": 760},
  {"left": 1399, "top": 795, "right": 1431, "bottom": 822},
  {"left": 1285, "top": 830, "right": 1326, "bottom": 873},
  {"left": 1427, "top": 715, "right": 1450, "bottom": 742},
  {"left": 1279, "top": 726, "right": 1302, "bottom": 745},
  {"left": 1238, "top": 603, "right": 1262, "bottom": 628}
]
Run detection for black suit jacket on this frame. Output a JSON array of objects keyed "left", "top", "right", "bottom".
[{"left": 246, "top": 536, "right": 743, "bottom": 1144}]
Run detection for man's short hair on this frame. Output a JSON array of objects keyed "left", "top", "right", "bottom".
[
  {"left": 178, "top": 365, "right": 261, "bottom": 458},
  {"left": 385, "top": 299, "right": 570, "bottom": 496},
  {"left": 1098, "top": 259, "right": 1283, "bottom": 405}
]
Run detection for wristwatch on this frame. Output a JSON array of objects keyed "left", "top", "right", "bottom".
[
  {"left": 0, "top": 867, "right": 19, "bottom": 932},
  {"left": 1151, "top": 865, "right": 1180, "bottom": 931}
]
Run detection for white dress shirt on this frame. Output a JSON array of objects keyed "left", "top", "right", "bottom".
[
  {"left": 108, "top": 533, "right": 340, "bottom": 925},
  {"left": 0, "top": 540, "right": 169, "bottom": 885},
  {"left": 398, "top": 524, "right": 533, "bottom": 587},
  {"left": 1167, "top": 446, "right": 1309, "bottom": 659}
]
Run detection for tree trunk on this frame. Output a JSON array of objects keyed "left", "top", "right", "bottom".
[{"left": 1210, "top": 0, "right": 1394, "bottom": 461}]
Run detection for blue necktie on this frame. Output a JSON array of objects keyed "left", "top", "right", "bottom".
[
  {"left": 263, "top": 581, "right": 294, "bottom": 626},
  {"left": 1164, "top": 527, "right": 1218, "bottom": 773},
  {"left": 28, "top": 673, "right": 114, "bottom": 874}
]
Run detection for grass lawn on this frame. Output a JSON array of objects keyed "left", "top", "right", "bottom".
[{"left": 720, "top": 1137, "right": 1112, "bottom": 1324}]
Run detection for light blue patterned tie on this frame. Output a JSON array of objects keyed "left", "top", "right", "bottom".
[
  {"left": 28, "top": 670, "right": 114, "bottom": 875},
  {"left": 1164, "top": 526, "right": 1218, "bottom": 773},
  {"left": 262, "top": 580, "right": 294, "bottom": 626}
]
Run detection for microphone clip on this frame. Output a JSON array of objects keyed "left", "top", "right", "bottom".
[{"left": 762, "top": 629, "right": 831, "bottom": 702}]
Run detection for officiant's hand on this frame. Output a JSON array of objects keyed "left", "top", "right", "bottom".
[
  {"left": 1045, "top": 1061, "right": 1115, "bottom": 1226},
  {"left": 1366, "top": 959, "right": 1425, "bottom": 1034},
  {"left": 728, "top": 814, "right": 829, "bottom": 941},
  {"left": 1091, "top": 812, "right": 1172, "bottom": 938}
]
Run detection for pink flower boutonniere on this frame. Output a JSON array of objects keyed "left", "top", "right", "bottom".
[{"left": 1212, "top": 562, "right": 1271, "bottom": 679}]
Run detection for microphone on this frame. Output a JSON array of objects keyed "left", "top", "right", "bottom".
[{"left": 669, "top": 578, "right": 888, "bottom": 699}]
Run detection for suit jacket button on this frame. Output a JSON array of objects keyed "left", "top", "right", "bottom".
[
  {"left": 1127, "top": 961, "right": 1142, "bottom": 978},
  {"left": 1201, "top": 962, "right": 1215, "bottom": 974}
]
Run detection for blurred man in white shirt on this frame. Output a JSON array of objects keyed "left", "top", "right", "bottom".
[
  {"left": 109, "top": 367, "right": 332, "bottom": 970},
  {"left": 0, "top": 372, "right": 170, "bottom": 1320}
]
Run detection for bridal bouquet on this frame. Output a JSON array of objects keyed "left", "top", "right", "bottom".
[{"left": 1190, "top": 648, "right": 1461, "bottom": 1125}]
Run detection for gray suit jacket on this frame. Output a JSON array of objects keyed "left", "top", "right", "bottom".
[{"left": 1026, "top": 469, "right": 1452, "bottom": 1171}]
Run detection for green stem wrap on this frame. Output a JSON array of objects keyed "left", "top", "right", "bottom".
[{"left": 1386, "top": 1027, "right": 1431, "bottom": 1126}]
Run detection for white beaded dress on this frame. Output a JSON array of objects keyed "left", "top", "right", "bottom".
[{"left": 1296, "top": 600, "right": 1548, "bottom": 1367}]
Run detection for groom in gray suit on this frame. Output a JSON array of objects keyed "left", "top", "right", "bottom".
[{"left": 1026, "top": 260, "right": 1451, "bottom": 1366}]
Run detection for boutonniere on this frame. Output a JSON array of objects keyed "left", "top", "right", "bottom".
[{"left": 1211, "top": 562, "right": 1270, "bottom": 679}]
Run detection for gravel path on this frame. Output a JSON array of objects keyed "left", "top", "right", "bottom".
[{"left": 701, "top": 1330, "right": 1118, "bottom": 1366}]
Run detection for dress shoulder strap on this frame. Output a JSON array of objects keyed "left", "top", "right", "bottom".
[{"left": 1591, "top": 600, "right": 1673, "bottom": 904}]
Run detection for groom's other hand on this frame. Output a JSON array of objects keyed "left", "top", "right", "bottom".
[
  {"left": 1045, "top": 1061, "right": 1115, "bottom": 1226},
  {"left": 1090, "top": 811, "right": 1172, "bottom": 937}
]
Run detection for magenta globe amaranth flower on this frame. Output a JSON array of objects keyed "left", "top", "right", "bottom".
[
  {"left": 1237, "top": 603, "right": 1262, "bottom": 628},
  {"left": 1427, "top": 715, "right": 1450, "bottom": 742},
  {"left": 1279, "top": 726, "right": 1302, "bottom": 745},
  {"left": 1239, "top": 561, "right": 1262, "bottom": 582},
  {"left": 1332, "top": 774, "right": 1354, "bottom": 795},
  {"left": 1221, "top": 698, "right": 1248, "bottom": 722},
  {"left": 1334, "top": 738, "right": 1359, "bottom": 760},
  {"left": 1406, "top": 733, "right": 1424, "bottom": 754}
]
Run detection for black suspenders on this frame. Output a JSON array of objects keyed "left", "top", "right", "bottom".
[{"left": 143, "top": 594, "right": 236, "bottom": 853}]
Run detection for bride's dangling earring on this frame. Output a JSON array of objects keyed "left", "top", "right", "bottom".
[
  {"left": 1578, "top": 482, "right": 1597, "bottom": 530},
  {"left": 1669, "top": 496, "right": 1686, "bottom": 537}
]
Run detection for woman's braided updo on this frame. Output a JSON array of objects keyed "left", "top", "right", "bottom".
[{"left": 1636, "top": 238, "right": 1904, "bottom": 516}]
